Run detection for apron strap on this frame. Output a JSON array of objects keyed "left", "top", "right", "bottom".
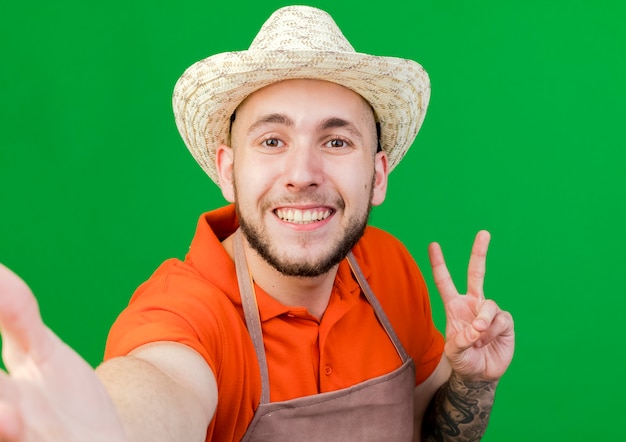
[
  {"left": 233, "top": 229, "right": 271, "bottom": 404},
  {"left": 346, "top": 252, "right": 410, "bottom": 363},
  {"left": 234, "top": 229, "right": 411, "bottom": 405}
]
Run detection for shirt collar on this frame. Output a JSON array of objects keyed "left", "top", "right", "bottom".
[
  {"left": 186, "top": 204, "right": 373, "bottom": 320},
  {"left": 186, "top": 204, "right": 242, "bottom": 307}
]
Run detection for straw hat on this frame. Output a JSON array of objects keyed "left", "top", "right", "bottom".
[{"left": 173, "top": 5, "right": 430, "bottom": 184}]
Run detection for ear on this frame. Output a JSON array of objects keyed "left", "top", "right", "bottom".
[
  {"left": 216, "top": 143, "right": 235, "bottom": 202},
  {"left": 371, "top": 150, "right": 388, "bottom": 206}
]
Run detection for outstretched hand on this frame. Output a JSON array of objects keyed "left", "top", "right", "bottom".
[
  {"left": 428, "top": 231, "right": 515, "bottom": 382},
  {"left": 0, "top": 264, "right": 125, "bottom": 441}
]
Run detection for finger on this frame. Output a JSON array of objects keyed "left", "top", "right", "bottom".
[
  {"left": 0, "top": 264, "right": 52, "bottom": 368},
  {"left": 0, "top": 369, "right": 21, "bottom": 440},
  {"left": 472, "top": 299, "right": 499, "bottom": 332},
  {"left": 447, "top": 300, "right": 501, "bottom": 354},
  {"left": 0, "top": 401, "right": 22, "bottom": 441},
  {"left": 467, "top": 230, "right": 490, "bottom": 300},
  {"left": 428, "top": 241, "right": 459, "bottom": 304},
  {"left": 475, "top": 310, "right": 515, "bottom": 348},
  {"left": 449, "top": 323, "right": 481, "bottom": 354}
]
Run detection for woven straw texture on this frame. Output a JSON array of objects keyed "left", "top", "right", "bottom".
[{"left": 172, "top": 5, "right": 430, "bottom": 184}]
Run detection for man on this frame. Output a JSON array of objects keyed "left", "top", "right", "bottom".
[{"left": 0, "top": 5, "right": 514, "bottom": 441}]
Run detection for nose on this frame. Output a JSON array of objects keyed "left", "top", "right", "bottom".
[{"left": 281, "top": 144, "right": 323, "bottom": 191}]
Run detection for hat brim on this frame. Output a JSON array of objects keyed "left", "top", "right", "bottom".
[{"left": 173, "top": 49, "right": 430, "bottom": 185}]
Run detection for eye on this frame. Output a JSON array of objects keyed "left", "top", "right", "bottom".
[
  {"left": 325, "top": 138, "right": 350, "bottom": 149},
  {"left": 263, "top": 138, "right": 284, "bottom": 148}
]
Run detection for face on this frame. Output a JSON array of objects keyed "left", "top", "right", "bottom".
[{"left": 217, "top": 79, "right": 388, "bottom": 277}]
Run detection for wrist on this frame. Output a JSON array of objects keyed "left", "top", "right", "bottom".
[
  {"left": 422, "top": 371, "right": 499, "bottom": 441},
  {"left": 447, "top": 370, "right": 497, "bottom": 404}
]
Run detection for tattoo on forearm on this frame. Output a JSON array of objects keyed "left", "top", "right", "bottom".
[{"left": 422, "top": 372, "right": 496, "bottom": 441}]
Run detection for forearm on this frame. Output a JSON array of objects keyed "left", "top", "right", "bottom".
[
  {"left": 421, "top": 371, "right": 497, "bottom": 442},
  {"left": 96, "top": 353, "right": 213, "bottom": 442}
]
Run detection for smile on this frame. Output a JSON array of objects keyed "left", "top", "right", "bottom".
[{"left": 275, "top": 208, "right": 332, "bottom": 224}]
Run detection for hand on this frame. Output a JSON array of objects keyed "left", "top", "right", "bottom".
[
  {"left": 0, "top": 264, "right": 126, "bottom": 441},
  {"left": 428, "top": 231, "right": 515, "bottom": 382}
]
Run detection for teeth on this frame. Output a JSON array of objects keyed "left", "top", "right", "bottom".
[{"left": 275, "top": 208, "right": 331, "bottom": 224}]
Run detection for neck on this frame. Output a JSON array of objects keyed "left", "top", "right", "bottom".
[{"left": 223, "top": 233, "right": 338, "bottom": 319}]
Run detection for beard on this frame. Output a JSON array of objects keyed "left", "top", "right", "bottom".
[{"left": 235, "top": 182, "right": 374, "bottom": 278}]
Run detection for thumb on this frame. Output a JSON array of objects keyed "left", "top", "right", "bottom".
[
  {"left": 448, "top": 323, "right": 481, "bottom": 356},
  {"left": 0, "top": 264, "right": 52, "bottom": 368}
]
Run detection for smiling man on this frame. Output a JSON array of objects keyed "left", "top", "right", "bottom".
[
  {"left": 0, "top": 5, "right": 514, "bottom": 442},
  {"left": 222, "top": 79, "right": 384, "bottom": 282}
]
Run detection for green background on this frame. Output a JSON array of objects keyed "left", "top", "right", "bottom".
[{"left": 1, "top": 0, "right": 625, "bottom": 439}]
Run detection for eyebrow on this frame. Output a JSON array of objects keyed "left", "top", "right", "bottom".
[
  {"left": 247, "top": 113, "right": 294, "bottom": 134},
  {"left": 318, "top": 117, "right": 363, "bottom": 139},
  {"left": 245, "top": 114, "right": 366, "bottom": 141}
]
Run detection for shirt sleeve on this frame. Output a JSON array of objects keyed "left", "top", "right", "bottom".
[{"left": 103, "top": 259, "right": 224, "bottom": 376}]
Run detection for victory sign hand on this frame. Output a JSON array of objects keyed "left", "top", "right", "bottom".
[
  {"left": 0, "top": 264, "right": 125, "bottom": 441},
  {"left": 428, "top": 231, "right": 515, "bottom": 382}
]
